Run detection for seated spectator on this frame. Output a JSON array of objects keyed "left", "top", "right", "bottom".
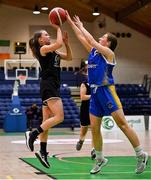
[{"left": 26, "top": 104, "right": 41, "bottom": 130}]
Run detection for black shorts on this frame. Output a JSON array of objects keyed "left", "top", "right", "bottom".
[
  {"left": 40, "top": 79, "right": 60, "bottom": 105},
  {"left": 80, "top": 104, "right": 90, "bottom": 126}
]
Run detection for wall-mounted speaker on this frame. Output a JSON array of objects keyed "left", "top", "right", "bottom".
[{"left": 111, "top": 32, "right": 132, "bottom": 38}]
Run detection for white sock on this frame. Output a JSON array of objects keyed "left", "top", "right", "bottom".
[
  {"left": 95, "top": 150, "right": 104, "bottom": 161},
  {"left": 134, "top": 146, "right": 144, "bottom": 157}
]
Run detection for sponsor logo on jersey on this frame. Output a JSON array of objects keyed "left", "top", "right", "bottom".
[
  {"left": 88, "top": 64, "right": 97, "bottom": 68},
  {"left": 94, "top": 49, "right": 99, "bottom": 56},
  {"left": 107, "top": 101, "right": 113, "bottom": 109},
  {"left": 54, "top": 55, "right": 60, "bottom": 67}
]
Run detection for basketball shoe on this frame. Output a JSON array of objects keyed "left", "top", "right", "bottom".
[
  {"left": 135, "top": 152, "right": 149, "bottom": 174},
  {"left": 76, "top": 140, "right": 84, "bottom": 151},
  {"left": 90, "top": 158, "right": 108, "bottom": 174},
  {"left": 25, "top": 130, "right": 37, "bottom": 151},
  {"left": 91, "top": 148, "right": 96, "bottom": 160},
  {"left": 35, "top": 151, "right": 50, "bottom": 168}
]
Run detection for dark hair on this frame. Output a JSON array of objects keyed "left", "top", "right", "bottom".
[
  {"left": 29, "top": 30, "right": 44, "bottom": 58},
  {"left": 106, "top": 32, "right": 117, "bottom": 51}
]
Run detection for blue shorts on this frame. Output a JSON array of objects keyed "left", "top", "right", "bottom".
[{"left": 89, "top": 85, "right": 122, "bottom": 117}]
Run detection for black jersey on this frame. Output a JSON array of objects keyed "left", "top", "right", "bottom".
[
  {"left": 36, "top": 51, "right": 61, "bottom": 103},
  {"left": 81, "top": 82, "right": 91, "bottom": 108},
  {"left": 80, "top": 81, "right": 91, "bottom": 126},
  {"left": 37, "top": 51, "right": 61, "bottom": 83}
]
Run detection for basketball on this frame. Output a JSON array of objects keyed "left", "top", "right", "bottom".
[{"left": 48, "top": 7, "right": 67, "bottom": 26}]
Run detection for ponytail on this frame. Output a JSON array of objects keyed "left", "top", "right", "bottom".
[
  {"left": 29, "top": 30, "right": 43, "bottom": 58},
  {"left": 29, "top": 38, "right": 35, "bottom": 56},
  {"left": 107, "top": 32, "right": 117, "bottom": 51}
]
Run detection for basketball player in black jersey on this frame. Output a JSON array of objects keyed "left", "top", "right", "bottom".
[
  {"left": 25, "top": 22, "right": 72, "bottom": 168},
  {"left": 76, "top": 62, "right": 96, "bottom": 159}
]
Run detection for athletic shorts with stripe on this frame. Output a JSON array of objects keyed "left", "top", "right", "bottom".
[
  {"left": 40, "top": 79, "right": 60, "bottom": 106},
  {"left": 89, "top": 85, "right": 122, "bottom": 117}
]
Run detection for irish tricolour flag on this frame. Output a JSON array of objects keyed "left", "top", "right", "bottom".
[{"left": 0, "top": 40, "right": 10, "bottom": 59}]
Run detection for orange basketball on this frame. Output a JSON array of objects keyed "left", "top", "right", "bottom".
[{"left": 49, "top": 7, "right": 67, "bottom": 26}]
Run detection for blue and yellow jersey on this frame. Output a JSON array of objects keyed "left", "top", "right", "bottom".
[{"left": 88, "top": 48, "right": 116, "bottom": 86}]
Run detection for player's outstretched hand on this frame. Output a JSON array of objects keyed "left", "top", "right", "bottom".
[{"left": 73, "top": 15, "right": 83, "bottom": 29}]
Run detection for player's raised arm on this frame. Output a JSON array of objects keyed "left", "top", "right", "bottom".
[
  {"left": 57, "top": 31, "right": 72, "bottom": 61},
  {"left": 66, "top": 11, "right": 92, "bottom": 53},
  {"left": 73, "top": 15, "right": 114, "bottom": 61},
  {"left": 40, "top": 23, "right": 63, "bottom": 56}
]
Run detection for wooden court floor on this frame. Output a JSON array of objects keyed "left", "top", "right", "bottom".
[{"left": 0, "top": 128, "right": 150, "bottom": 179}]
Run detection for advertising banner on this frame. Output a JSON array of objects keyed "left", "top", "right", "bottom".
[{"left": 101, "top": 116, "right": 145, "bottom": 132}]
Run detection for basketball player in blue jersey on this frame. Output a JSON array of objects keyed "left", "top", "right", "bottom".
[
  {"left": 66, "top": 12, "right": 148, "bottom": 174},
  {"left": 25, "top": 22, "right": 72, "bottom": 168}
]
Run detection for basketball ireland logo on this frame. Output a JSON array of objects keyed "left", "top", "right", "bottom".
[
  {"left": 102, "top": 117, "right": 114, "bottom": 130},
  {"left": 12, "top": 108, "right": 20, "bottom": 114}
]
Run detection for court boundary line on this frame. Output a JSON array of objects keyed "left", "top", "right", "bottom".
[{"left": 20, "top": 158, "right": 56, "bottom": 180}]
